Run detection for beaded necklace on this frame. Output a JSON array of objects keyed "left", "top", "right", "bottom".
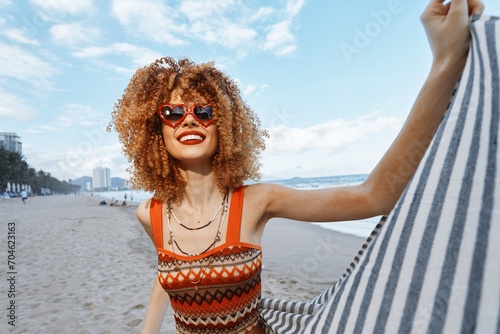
[
  {"left": 166, "top": 194, "right": 229, "bottom": 290},
  {"left": 166, "top": 194, "right": 228, "bottom": 256},
  {"left": 169, "top": 193, "right": 227, "bottom": 231}
]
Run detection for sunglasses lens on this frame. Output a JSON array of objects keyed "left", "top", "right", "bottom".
[
  {"left": 194, "top": 106, "right": 213, "bottom": 122},
  {"left": 159, "top": 105, "right": 213, "bottom": 127},
  {"left": 160, "top": 106, "right": 185, "bottom": 123}
]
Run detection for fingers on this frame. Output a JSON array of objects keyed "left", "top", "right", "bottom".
[
  {"left": 448, "top": 0, "right": 468, "bottom": 17},
  {"left": 449, "top": 0, "right": 484, "bottom": 17},
  {"left": 420, "top": 0, "right": 476, "bottom": 64},
  {"left": 424, "top": 0, "right": 447, "bottom": 11},
  {"left": 469, "top": 0, "right": 485, "bottom": 16},
  {"left": 421, "top": 0, "right": 445, "bottom": 23}
]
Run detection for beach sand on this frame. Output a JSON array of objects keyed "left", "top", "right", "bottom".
[{"left": 0, "top": 195, "right": 365, "bottom": 333}]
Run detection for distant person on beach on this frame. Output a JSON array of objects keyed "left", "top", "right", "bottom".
[
  {"left": 109, "top": 198, "right": 118, "bottom": 206},
  {"left": 21, "top": 190, "right": 27, "bottom": 204},
  {"left": 110, "top": 1, "right": 484, "bottom": 332}
]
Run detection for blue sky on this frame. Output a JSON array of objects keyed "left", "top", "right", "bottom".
[{"left": 1, "top": 0, "right": 499, "bottom": 182}]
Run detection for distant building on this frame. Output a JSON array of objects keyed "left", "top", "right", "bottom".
[
  {"left": 0, "top": 132, "right": 22, "bottom": 154},
  {"left": 92, "top": 167, "right": 111, "bottom": 191}
]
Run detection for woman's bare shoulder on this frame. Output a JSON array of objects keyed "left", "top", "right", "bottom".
[
  {"left": 136, "top": 198, "right": 152, "bottom": 226},
  {"left": 244, "top": 182, "right": 292, "bottom": 197},
  {"left": 136, "top": 198, "right": 158, "bottom": 244},
  {"left": 242, "top": 183, "right": 291, "bottom": 209}
]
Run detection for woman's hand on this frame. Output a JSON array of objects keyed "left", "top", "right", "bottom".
[{"left": 421, "top": 0, "right": 484, "bottom": 69}]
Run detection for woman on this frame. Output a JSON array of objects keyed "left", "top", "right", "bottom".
[{"left": 110, "top": 0, "right": 484, "bottom": 332}]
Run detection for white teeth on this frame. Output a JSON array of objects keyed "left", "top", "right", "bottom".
[{"left": 180, "top": 134, "right": 203, "bottom": 142}]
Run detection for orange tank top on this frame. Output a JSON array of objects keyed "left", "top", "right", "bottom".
[{"left": 149, "top": 186, "right": 263, "bottom": 333}]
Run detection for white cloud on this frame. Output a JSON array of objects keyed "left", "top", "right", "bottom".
[
  {"left": 0, "top": 88, "right": 37, "bottom": 120},
  {"left": 262, "top": 0, "right": 304, "bottom": 56},
  {"left": 54, "top": 142, "right": 125, "bottom": 180},
  {"left": 0, "top": 0, "right": 12, "bottom": 8},
  {"left": 23, "top": 104, "right": 108, "bottom": 134},
  {"left": 73, "top": 43, "right": 162, "bottom": 70},
  {"left": 260, "top": 112, "right": 402, "bottom": 179},
  {"left": 190, "top": 20, "right": 257, "bottom": 50},
  {"left": 73, "top": 46, "right": 107, "bottom": 58},
  {"left": 264, "top": 20, "right": 297, "bottom": 56},
  {"left": 26, "top": 125, "right": 64, "bottom": 134},
  {"left": 0, "top": 43, "right": 56, "bottom": 87},
  {"left": 243, "top": 83, "right": 269, "bottom": 96},
  {"left": 249, "top": 7, "right": 275, "bottom": 22},
  {"left": 22, "top": 141, "right": 118, "bottom": 180},
  {"left": 91, "top": 60, "right": 136, "bottom": 76},
  {"left": 244, "top": 84, "right": 257, "bottom": 95},
  {"left": 110, "top": 0, "right": 304, "bottom": 57},
  {"left": 179, "top": 0, "right": 257, "bottom": 49},
  {"left": 1, "top": 28, "right": 39, "bottom": 46},
  {"left": 30, "top": 0, "right": 94, "bottom": 16},
  {"left": 179, "top": 0, "right": 236, "bottom": 20},
  {"left": 265, "top": 112, "right": 402, "bottom": 155},
  {"left": 57, "top": 104, "right": 108, "bottom": 127},
  {"left": 50, "top": 22, "right": 100, "bottom": 47},
  {"left": 286, "top": 0, "right": 306, "bottom": 17},
  {"left": 23, "top": 124, "right": 122, "bottom": 180},
  {"left": 111, "top": 0, "right": 185, "bottom": 46}
]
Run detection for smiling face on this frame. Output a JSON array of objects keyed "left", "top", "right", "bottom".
[
  {"left": 161, "top": 90, "right": 219, "bottom": 167},
  {"left": 113, "top": 57, "right": 266, "bottom": 203}
]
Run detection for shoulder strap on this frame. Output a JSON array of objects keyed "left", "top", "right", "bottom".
[
  {"left": 149, "top": 198, "right": 164, "bottom": 249},
  {"left": 226, "top": 186, "right": 244, "bottom": 243}
]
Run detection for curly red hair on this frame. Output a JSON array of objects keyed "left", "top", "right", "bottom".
[{"left": 110, "top": 57, "right": 267, "bottom": 203}]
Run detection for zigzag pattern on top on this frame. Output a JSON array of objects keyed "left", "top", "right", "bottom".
[
  {"left": 158, "top": 247, "right": 262, "bottom": 287},
  {"left": 150, "top": 187, "right": 264, "bottom": 333},
  {"left": 174, "top": 298, "right": 260, "bottom": 327},
  {"left": 164, "top": 272, "right": 261, "bottom": 307}
]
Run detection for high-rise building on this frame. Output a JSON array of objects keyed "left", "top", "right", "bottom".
[
  {"left": 92, "top": 167, "right": 111, "bottom": 190},
  {"left": 0, "top": 132, "right": 22, "bottom": 154}
]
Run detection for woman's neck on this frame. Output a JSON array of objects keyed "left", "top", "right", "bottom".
[{"left": 178, "top": 165, "right": 224, "bottom": 212}]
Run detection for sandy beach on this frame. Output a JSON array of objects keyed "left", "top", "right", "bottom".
[{"left": 0, "top": 195, "right": 365, "bottom": 333}]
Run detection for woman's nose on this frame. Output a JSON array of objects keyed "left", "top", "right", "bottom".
[{"left": 181, "top": 112, "right": 199, "bottom": 127}]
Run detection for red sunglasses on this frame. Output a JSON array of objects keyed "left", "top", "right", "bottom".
[{"left": 157, "top": 104, "right": 215, "bottom": 128}]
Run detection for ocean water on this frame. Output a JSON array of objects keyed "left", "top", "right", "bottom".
[{"left": 98, "top": 174, "right": 380, "bottom": 239}]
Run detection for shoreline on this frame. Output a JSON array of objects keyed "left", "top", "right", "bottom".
[{"left": 0, "top": 195, "right": 365, "bottom": 333}]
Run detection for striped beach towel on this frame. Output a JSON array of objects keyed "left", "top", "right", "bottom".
[{"left": 260, "top": 15, "right": 500, "bottom": 334}]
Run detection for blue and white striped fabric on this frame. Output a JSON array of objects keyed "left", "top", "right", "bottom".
[
  {"left": 260, "top": 218, "right": 388, "bottom": 332},
  {"left": 260, "top": 15, "right": 500, "bottom": 334}
]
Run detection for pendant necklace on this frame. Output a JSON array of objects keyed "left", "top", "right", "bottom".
[
  {"left": 166, "top": 192, "right": 229, "bottom": 290},
  {"left": 169, "top": 193, "right": 227, "bottom": 231}
]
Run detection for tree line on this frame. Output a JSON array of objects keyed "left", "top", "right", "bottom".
[{"left": 0, "top": 147, "right": 80, "bottom": 195}]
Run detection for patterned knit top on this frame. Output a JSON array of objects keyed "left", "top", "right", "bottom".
[{"left": 149, "top": 186, "right": 263, "bottom": 333}]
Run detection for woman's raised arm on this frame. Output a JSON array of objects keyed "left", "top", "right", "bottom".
[{"left": 259, "top": 0, "right": 485, "bottom": 224}]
